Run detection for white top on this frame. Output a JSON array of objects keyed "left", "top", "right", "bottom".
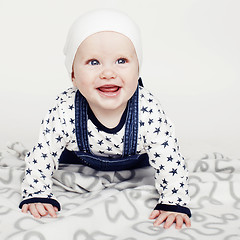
[{"left": 21, "top": 86, "right": 190, "bottom": 210}]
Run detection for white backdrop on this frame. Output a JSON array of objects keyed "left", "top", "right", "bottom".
[{"left": 0, "top": 0, "right": 239, "bottom": 158}]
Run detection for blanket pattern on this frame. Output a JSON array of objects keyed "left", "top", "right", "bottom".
[{"left": 0, "top": 142, "right": 240, "bottom": 240}]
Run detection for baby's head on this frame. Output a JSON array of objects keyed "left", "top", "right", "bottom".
[
  {"left": 64, "top": 8, "right": 142, "bottom": 77},
  {"left": 63, "top": 9, "right": 142, "bottom": 112}
]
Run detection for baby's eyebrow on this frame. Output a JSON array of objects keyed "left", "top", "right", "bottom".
[
  {"left": 116, "top": 53, "right": 133, "bottom": 59},
  {"left": 81, "top": 56, "right": 99, "bottom": 61}
]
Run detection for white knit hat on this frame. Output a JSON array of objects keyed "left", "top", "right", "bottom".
[{"left": 63, "top": 9, "right": 142, "bottom": 76}]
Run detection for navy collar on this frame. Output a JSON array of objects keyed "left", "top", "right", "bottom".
[{"left": 87, "top": 104, "right": 128, "bottom": 134}]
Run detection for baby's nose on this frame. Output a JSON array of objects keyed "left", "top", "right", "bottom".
[{"left": 99, "top": 68, "right": 117, "bottom": 80}]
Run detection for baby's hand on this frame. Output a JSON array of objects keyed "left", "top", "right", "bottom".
[
  {"left": 22, "top": 203, "right": 58, "bottom": 218},
  {"left": 149, "top": 210, "right": 191, "bottom": 229}
]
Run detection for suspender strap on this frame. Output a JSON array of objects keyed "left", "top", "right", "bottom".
[
  {"left": 75, "top": 92, "right": 91, "bottom": 153},
  {"left": 122, "top": 86, "right": 139, "bottom": 156}
]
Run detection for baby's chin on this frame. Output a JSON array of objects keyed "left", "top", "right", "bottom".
[{"left": 94, "top": 98, "right": 128, "bottom": 112}]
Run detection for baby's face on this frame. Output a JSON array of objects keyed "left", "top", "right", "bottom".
[{"left": 72, "top": 31, "right": 139, "bottom": 113}]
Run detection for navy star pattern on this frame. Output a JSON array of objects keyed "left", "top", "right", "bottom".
[{"left": 21, "top": 86, "right": 190, "bottom": 210}]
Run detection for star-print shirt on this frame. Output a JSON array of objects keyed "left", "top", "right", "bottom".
[{"left": 20, "top": 86, "right": 191, "bottom": 215}]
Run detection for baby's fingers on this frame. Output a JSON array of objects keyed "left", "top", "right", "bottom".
[
  {"left": 149, "top": 210, "right": 161, "bottom": 219},
  {"left": 163, "top": 214, "right": 176, "bottom": 229},
  {"left": 35, "top": 203, "right": 48, "bottom": 217},
  {"left": 21, "top": 204, "right": 29, "bottom": 213},
  {"left": 153, "top": 212, "right": 168, "bottom": 226},
  {"left": 29, "top": 204, "right": 41, "bottom": 218},
  {"left": 53, "top": 206, "right": 58, "bottom": 212},
  {"left": 175, "top": 214, "right": 184, "bottom": 229},
  {"left": 183, "top": 215, "right": 191, "bottom": 228},
  {"left": 44, "top": 204, "right": 57, "bottom": 218}
]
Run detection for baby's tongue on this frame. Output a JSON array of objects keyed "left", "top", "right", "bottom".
[{"left": 98, "top": 86, "right": 119, "bottom": 92}]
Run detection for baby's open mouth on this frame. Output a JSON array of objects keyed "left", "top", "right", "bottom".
[
  {"left": 97, "top": 85, "right": 121, "bottom": 97},
  {"left": 97, "top": 85, "right": 120, "bottom": 93}
]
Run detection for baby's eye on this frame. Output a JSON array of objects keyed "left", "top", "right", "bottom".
[
  {"left": 116, "top": 58, "right": 127, "bottom": 64},
  {"left": 88, "top": 59, "right": 100, "bottom": 65}
]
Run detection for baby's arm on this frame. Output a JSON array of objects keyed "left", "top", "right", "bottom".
[
  {"left": 19, "top": 91, "right": 74, "bottom": 214},
  {"left": 22, "top": 203, "right": 58, "bottom": 218},
  {"left": 140, "top": 89, "right": 191, "bottom": 228},
  {"left": 146, "top": 117, "right": 191, "bottom": 228}
]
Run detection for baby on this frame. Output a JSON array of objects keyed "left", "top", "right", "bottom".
[{"left": 20, "top": 9, "right": 191, "bottom": 229}]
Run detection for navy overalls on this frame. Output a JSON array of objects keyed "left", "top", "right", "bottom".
[{"left": 59, "top": 80, "right": 150, "bottom": 171}]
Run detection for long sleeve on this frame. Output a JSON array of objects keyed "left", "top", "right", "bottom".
[
  {"left": 139, "top": 88, "right": 191, "bottom": 217},
  {"left": 19, "top": 90, "right": 75, "bottom": 210}
]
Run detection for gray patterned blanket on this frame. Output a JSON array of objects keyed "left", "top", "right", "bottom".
[{"left": 0, "top": 142, "right": 239, "bottom": 240}]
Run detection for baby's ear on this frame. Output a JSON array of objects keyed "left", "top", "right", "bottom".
[{"left": 71, "top": 72, "right": 76, "bottom": 86}]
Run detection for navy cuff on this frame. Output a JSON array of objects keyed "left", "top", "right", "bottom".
[
  {"left": 154, "top": 204, "right": 191, "bottom": 218},
  {"left": 19, "top": 198, "right": 61, "bottom": 211}
]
